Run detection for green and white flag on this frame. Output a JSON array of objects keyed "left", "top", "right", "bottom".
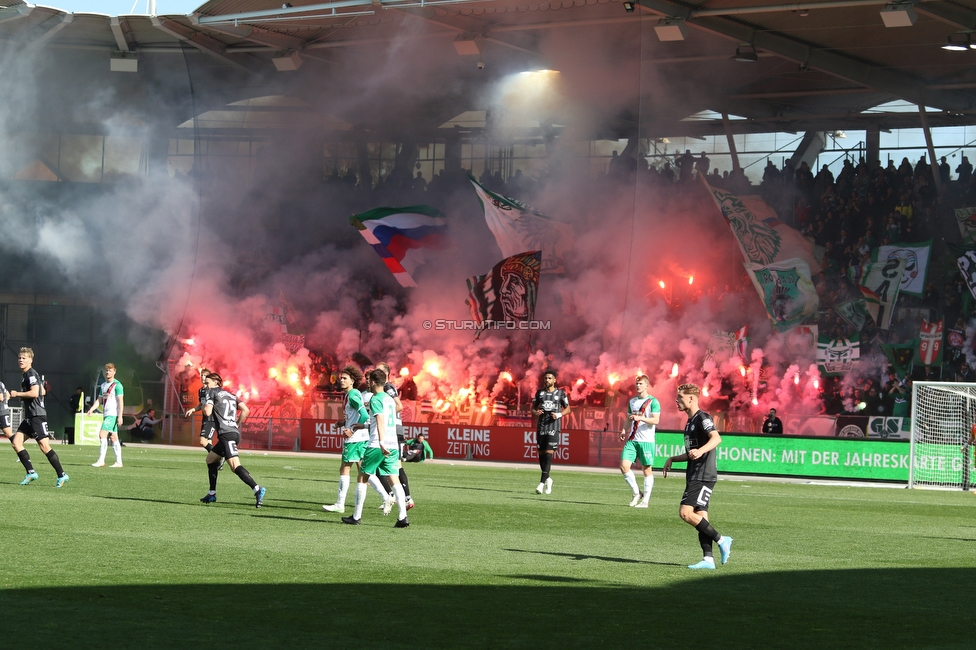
[
  {"left": 858, "top": 256, "right": 906, "bottom": 330},
  {"left": 954, "top": 207, "right": 976, "bottom": 244},
  {"left": 469, "top": 174, "right": 574, "bottom": 274},
  {"left": 875, "top": 241, "right": 931, "bottom": 297},
  {"left": 704, "top": 180, "right": 822, "bottom": 273},
  {"left": 817, "top": 333, "right": 860, "bottom": 377},
  {"left": 745, "top": 258, "right": 819, "bottom": 333},
  {"left": 835, "top": 298, "right": 870, "bottom": 331}
]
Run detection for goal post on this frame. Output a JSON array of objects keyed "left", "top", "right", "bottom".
[{"left": 909, "top": 381, "right": 976, "bottom": 490}]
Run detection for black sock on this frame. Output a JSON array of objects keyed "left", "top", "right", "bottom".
[
  {"left": 398, "top": 467, "right": 410, "bottom": 498},
  {"left": 234, "top": 465, "right": 257, "bottom": 489},
  {"left": 208, "top": 461, "right": 220, "bottom": 491},
  {"left": 380, "top": 474, "right": 393, "bottom": 494},
  {"left": 540, "top": 453, "right": 552, "bottom": 482},
  {"left": 17, "top": 449, "right": 34, "bottom": 473},
  {"left": 45, "top": 450, "right": 65, "bottom": 477},
  {"left": 698, "top": 531, "right": 714, "bottom": 558},
  {"left": 695, "top": 517, "right": 721, "bottom": 543}
]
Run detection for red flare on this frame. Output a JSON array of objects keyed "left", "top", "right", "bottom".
[{"left": 670, "top": 363, "right": 679, "bottom": 378}]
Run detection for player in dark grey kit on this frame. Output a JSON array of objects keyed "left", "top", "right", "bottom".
[
  {"left": 531, "top": 370, "right": 570, "bottom": 494},
  {"left": 663, "top": 383, "right": 732, "bottom": 569},
  {"left": 199, "top": 373, "right": 266, "bottom": 508},
  {"left": 185, "top": 367, "right": 223, "bottom": 490},
  {"left": 6, "top": 347, "right": 68, "bottom": 487}
]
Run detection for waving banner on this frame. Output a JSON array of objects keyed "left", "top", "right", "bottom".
[
  {"left": 745, "top": 258, "right": 819, "bottom": 333},
  {"left": 465, "top": 251, "right": 542, "bottom": 335},
  {"left": 914, "top": 318, "right": 944, "bottom": 367},
  {"left": 704, "top": 181, "right": 822, "bottom": 273},
  {"left": 858, "top": 256, "right": 906, "bottom": 330},
  {"left": 469, "top": 175, "right": 573, "bottom": 274},
  {"left": 876, "top": 241, "right": 931, "bottom": 297},
  {"left": 817, "top": 334, "right": 860, "bottom": 376}
]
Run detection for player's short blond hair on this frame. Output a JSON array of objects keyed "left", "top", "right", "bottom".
[
  {"left": 105, "top": 363, "right": 116, "bottom": 371},
  {"left": 635, "top": 374, "right": 650, "bottom": 384},
  {"left": 18, "top": 347, "right": 33, "bottom": 359},
  {"left": 677, "top": 383, "right": 700, "bottom": 396}
]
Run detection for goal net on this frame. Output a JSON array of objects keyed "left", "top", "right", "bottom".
[{"left": 910, "top": 381, "right": 976, "bottom": 490}]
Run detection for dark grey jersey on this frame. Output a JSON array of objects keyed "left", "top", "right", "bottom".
[
  {"left": 533, "top": 388, "right": 569, "bottom": 435},
  {"left": 207, "top": 389, "right": 242, "bottom": 434},
  {"left": 684, "top": 410, "right": 718, "bottom": 482},
  {"left": 21, "top": 368, "right": 46, "bottom": 418},
  {"left": 198, "top": 385, "right": 216, "bottom": 422}
]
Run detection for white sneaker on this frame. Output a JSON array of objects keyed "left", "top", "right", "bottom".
[
  {"left": 110, "top": 462, "right": 123, "bottom": 468},
  {"left": 536, "top": 482, "right": 545, "bottom": 494},
  {"left": 322, "top": 503, "right": 344, "bottom": 513},
  {"left": 545, "top": 478, "right": 553, "bottom": 494},
  {"left": 381, "top": 496, "right": 394, "bottom": 516},
  {"left": 628, "top": 492, "right": 642, "bottom": 507},
  {"left": 92, "top": 461, "right": 105, "bottom": 467},
  {"left": 635, "top": 500, "right": 649, "bottom": 509}
]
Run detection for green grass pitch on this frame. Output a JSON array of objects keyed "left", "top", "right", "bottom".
[{"left": 1, "top": 445, "right": 975, "bottom": 649}]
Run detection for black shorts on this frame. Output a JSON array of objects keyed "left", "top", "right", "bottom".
[
  {"left": 681, "top": 480, "right": 716, "bottom": 511},
  {"left": 0, "top": 411, "right": 10, "bottom": 431},
  {"left": 199, "top": 421, "right": 216, "bottom": 441},
  {"left": 212, "top": 431, "right": 241, "bottom": 459},
  {"left": 537, "top": 432, "right": 560, "bottom": 451},
  {"left": 18, "top": 416, "right": 50, "bottom": 441}
]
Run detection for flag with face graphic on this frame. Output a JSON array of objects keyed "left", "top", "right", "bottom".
[
  {"left": 875, "top": 241, "right": 932, "bottom": 297},
  {"left": 465, "top": 251, "right": 542, "bottom": 336},
  {"left": 704, "top": 180, "right": 822, "bottom": 273},
  {"left": 954, "top": 207, "right": 976, "bottom": 244},
  {"left": 817, "top": 333, "right": 860, "bottom": 377}
]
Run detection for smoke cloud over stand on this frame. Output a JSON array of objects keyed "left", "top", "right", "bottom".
[{"left": 0, "top": 22, "right": 833, "bottom": 426}]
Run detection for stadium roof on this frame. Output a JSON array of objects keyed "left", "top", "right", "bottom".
[{"left": 4, "top": 0, "right": 976, "bottom": 138}]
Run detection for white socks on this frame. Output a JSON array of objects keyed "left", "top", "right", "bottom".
[
  {"left": 337, "top": 474, "right": 350, "bottom": 506},
  {"left": 393, "top": 483, "right": 407, "bottom": 520},
  {"left": 113, "top": 440, "right": 122, "bottom": 464},
  {"left": 353, "top": 483, "right": 367, "bottom": 519},
  {"left": 97, "top": 438, "right": 108, "bottom": 464},
  {"left": 368, "top": 474, "right": 388, "bottom": 498},
  {"left": 623, "top": 470, "right": 639, "bottom": 495},
  {"left": 643, "top": 475, "right": 654, "bottom": 498}
]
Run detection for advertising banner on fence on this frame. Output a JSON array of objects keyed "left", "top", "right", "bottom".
[
  {"left": 652, "top": 432, "right": 910, "bottom": 481},
  {"left": 300, "top": 420, "right": 590, "bottom": 465}
]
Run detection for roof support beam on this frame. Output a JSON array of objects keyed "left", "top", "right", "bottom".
[
  {"left": 151, "top": 17, "right": 254, "bottom": 72},
  {"left": 191, "top": 18, "right": 309, "bottom": 52},
  {"left": 27, "top": 13, "right": 73, "bottom": 49},
  {"left": 0, "top": 4, "right": 31, "bottom": 24},
  {"left": 636, "top": 0, "right": 975, "bottom": 112},
  {"left": 914, "top": 1, "right": 976, "bottom": 30},
  {"left": 110, "top": 16, "right": 130, "bottom": 52}
]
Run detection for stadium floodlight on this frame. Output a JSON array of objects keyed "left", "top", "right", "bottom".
[
  {"left": 880, "top": 3, "right": 917, "bottom": 27},
  {"left": 272, "top": 50, "right": 302, "bottom": 71},
  {"left": 654, "top": 18, "right": 687, "bottom": 42},
  {"left": 943, "top": 33, "right": 970, "bottom": 51},
  {"left": 909, "top": 381, "right": 976, "bottom": 490},
  {"left": 110, "top": 51, "right": 138, "bottom": 73}
]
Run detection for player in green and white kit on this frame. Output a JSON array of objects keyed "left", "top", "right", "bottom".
[
  {"left": 342, "top": 368, "right": 410, "bottom": 527},
  {"left": 88, "top": 362, "right": 124, "bottom": 468},
  {"left": 619, "top": 374, "right": 660, "bottom": 507},
  {"left": 323, "top": 365, "right": 370, "bottom": 514}
]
